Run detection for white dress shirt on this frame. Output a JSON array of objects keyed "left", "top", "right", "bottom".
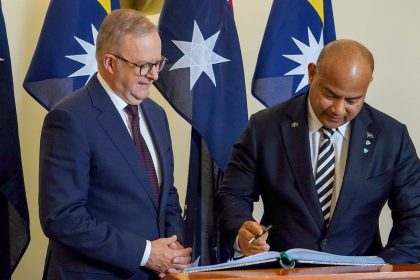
[
  {"left": 307, "top": 99, "right": 351, "bottom": 218},
  {"left": 97, "top": 73, "right": 157, "bottom": 267}
]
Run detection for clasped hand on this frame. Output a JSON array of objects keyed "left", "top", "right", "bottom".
[
  {"left": 238, "top": 221, "right": 270, "bottom": 256},
  {"left": 146, "top": 235, "right": 192, "bottom": 278}
]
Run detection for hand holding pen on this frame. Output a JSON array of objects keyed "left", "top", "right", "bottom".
[
  {"left": 248, "top": 224, "right": 272, "bottom": 244},
  {"left": 238, "top": 221, "right": 271, "bottom": 256}
]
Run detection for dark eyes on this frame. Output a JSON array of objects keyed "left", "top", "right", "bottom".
[{"left": 324, "top": 92, "right": 359, "bottom": 105}]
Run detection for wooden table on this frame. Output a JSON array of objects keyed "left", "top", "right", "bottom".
[{"left": 165, "top": 264, "right": 420, "bottom": 279}]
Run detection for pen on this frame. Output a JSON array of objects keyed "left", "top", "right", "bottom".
[{"left": 248, "top": 225, "right": 272, "bottom": 244}]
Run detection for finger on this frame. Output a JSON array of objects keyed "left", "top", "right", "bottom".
[
  {"left": 167, "top": 267, "right": 182, "bottom": 273},
  {"left": 261, "top": 230, "right": 269, "bottom": 241},
  {"left": 171, "top": 263, "right": 192, "bottom": 270},
  {"left": 244, "top": 221, "right": 263, "bottom": 234},
  {"left": 243, "top": 221, "right": 257, "bottom": 231},
  {"left": 245, "top": 238, "right": 269, "bottom": 251},
  {"left": 238, "top": 236, "right": 252, "bottom": 253},
  {"left": 163, "top": 235, "right": 177, "bottom": 245},
  {"left": 158, "top": 272, "right": 166, "bottom": 278},
  {"left": 172, "top": 256, "right": 192, "bottom": 265},
  {"left": 168, "top": 241, "right": 182, "bottom": 249},
  {"left": 238, "top": 227, "right": 256, "bottom": 242},
  {"left": 252, "top": 238, "right": 268, "bottom": 246},
  {"left": 250, "top": 243, "right": 270, "bottom": 254},
  {"left": 250, "top": 238, "right": 269, "bottom": 248},
  {"left": 173, "top": 247, "right": 193, "bottom": 257}
]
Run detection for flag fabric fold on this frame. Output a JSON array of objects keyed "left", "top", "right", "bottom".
[
  {"left": 155, "top": 0, "right": 248, "bottom": 264},
  {"left": 23, "top": 0, "right": 120, "bottom": 110},
  {"left": 0, "top": 2, "right": 30, "bottom": 278},
  {"left": 252, "top": 0, "right": 336, "bottom": 107},
  {"left": 155, "top": 0, "right": 248, "bottom": 172}
]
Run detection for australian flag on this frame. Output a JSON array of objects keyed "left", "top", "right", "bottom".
[
  {"left": 252, "top": 0, "right": 336, "bottom": 107},
  {"left": 0, "top": 2, "right": 30, "bottom": 278},
  {"left": 155, "top": 0, "right": 248, "bottom": 264},
  {"left": 23, "top": 0, "right": 120, "bottom": 110}
]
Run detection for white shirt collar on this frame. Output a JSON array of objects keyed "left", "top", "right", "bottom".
[
  {"left": 97, "top": 72, "right": 128, "bottom": 113},
  {"left": 307, "top": 97, "right": 351, "bottom": 140}
]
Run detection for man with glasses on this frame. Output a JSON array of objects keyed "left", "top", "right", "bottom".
[{"left": 39, "top": 9, "right": 191, "bottom": 279}]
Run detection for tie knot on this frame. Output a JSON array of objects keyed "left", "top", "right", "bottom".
[
  {"left": 125, "top": 105, "right": 139, "bottom": 117},
  {"left": 322, "top": 127, "right": 335, "bottom": 139}
]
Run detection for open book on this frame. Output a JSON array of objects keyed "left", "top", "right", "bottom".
[{"left": 183, "top": 248, "right": 385, "bottom": 273}]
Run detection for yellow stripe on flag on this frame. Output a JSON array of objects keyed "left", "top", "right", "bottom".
[
  {"left": 98, "top": 0, "right": 112, "bottom": 14},
  {"left": 308, "top": 0, "right": 324, "bottom": 25}
]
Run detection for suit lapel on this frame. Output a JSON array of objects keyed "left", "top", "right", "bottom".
[
  {"left": 282, "top": 94, "right": 325, "bottom": 230},
  {"left": 329, "top": 106, "right": 375, "bottom": 229},
  {"left": 88, "top": 76, "right": 158, "bottom": 211},
  {"left": 140, "top": 100, "right": 169, "bottom": 213}
]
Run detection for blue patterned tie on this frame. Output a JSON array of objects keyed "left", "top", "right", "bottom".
[{"left": 315, "top": 127, "right": 335, "bottom": 226}]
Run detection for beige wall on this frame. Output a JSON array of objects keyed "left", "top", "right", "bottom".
[{"left": 2, "top": 0, "right": 419, "bottom": 278}]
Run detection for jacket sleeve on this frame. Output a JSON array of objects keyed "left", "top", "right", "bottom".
[
  {"left": 161, "top": 111, "right": 185, "bottom": 243},
  {"left": 379, "top": 125, "right": 420, "bottom": 263},
  {"left": 216, "top": 115, "right": 260, "bottom": 253}
]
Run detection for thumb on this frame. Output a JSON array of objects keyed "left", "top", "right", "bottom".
[{"left": 164, "top": 235, "right": 177, "bottom": 245}]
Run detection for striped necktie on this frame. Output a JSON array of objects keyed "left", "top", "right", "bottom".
[{"left": 315, "top": 127, "right": 335, "bottom": 226}]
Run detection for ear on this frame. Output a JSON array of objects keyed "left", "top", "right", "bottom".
[
  {"left": 307, "top": 63, "right": 317, "bottom": 85},
  {"left": 102, "top": 54, "right": 115, "bottom": 74}
]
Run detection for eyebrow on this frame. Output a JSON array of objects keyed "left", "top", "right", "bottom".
[
  {"left": 138, "top": 58, "right": 163, "bottom": 64},
  {"left": 324, "top": 86, "right": 364, "bottom": 101}
]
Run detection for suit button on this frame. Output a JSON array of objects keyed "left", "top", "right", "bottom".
[{"left": 321, "top": 238, "right": 328, "bottom": 246}]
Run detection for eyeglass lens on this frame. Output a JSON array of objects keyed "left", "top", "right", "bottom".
[{"left": 139, "top": 59, "right": 166, "bottom": 76}]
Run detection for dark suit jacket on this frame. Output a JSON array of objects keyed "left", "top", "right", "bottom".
[
  {"left": 39, "top": 76, "right": 184, "bottom": 279},
  {"left": 217, "top": 92, "right": 420, "bottom": 263}
]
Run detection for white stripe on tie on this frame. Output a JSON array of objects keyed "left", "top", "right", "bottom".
[{"left": 315, "top": 127, "right": 335, "bottom": 226}]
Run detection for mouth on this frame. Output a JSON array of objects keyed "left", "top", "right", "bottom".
[
  {"left": 137, "top": 82, "right": 151, "bottom": 88},
  {"left": 326, "top": 114, "right": 343, "bottom": 123}
]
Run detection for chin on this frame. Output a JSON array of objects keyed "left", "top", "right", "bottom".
[
  {"left": 322, "top": 120, "right": 342, "bottom": 129},
  {"left": 133, "top": 91, "right": 150, "bottom": 101}
]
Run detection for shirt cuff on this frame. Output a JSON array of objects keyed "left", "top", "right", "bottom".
[
  {"left": 233, "top": 235, "right": 244, "bottom": 258},
  {"left": 140, "top": 240, "right": 151, "bottom": 267}
]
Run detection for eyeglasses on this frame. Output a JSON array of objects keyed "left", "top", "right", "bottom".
[{"left": 110, "top": 54, "right": 167, "bottom": 77}]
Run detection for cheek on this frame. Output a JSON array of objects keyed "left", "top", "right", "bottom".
[
  {"left": 346, "top": 104, "right": 363, "bottom": 118},
  {"left": 316, "top": 98, "right": 332, "bottom": 113},
  {"left": 124, "top": 76, "right": 138, "bottom": 88}
]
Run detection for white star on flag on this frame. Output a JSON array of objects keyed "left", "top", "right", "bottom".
[
  {"left": 170, "top": 21, "right": 230, "bottom": 90},
  {"left": 66, "top": 24, "right": 98, "bottom": 83},
  {"left": 283, "top": 27, "right": 324, "bottom": 93}
]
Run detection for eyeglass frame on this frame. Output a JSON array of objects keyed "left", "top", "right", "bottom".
[{"left": 109, "top": 53, "right": 167, "bottom": 77}]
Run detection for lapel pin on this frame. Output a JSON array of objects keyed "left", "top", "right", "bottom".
[
  {"left": 291, "top": 122, "right": 299, "bottom": 128},
  {"left": 366, "top": 132, "right": 374, "bottom": 139}
]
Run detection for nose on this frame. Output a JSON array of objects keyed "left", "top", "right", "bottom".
[
  {"left": 331, "top": 99, "right": 345, "bottom": 116},
  {"left": 146, "top": 65, "right": 159, "bottom": 81}
]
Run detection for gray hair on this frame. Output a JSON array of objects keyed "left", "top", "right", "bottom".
[{"left": 96, "top": 8, "right": 157, "bottom": 62}]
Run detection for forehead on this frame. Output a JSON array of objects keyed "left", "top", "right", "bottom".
[
  {"left": 119, "top": 32, "right": 161, "bottom": 60},
  {"left": 316, "top": 57, "right": 372, "bottom": 91}
]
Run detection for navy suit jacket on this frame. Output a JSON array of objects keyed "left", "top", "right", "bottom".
[
  {"left": 39, "top": 76, "right": 184, "bottom": 279},
  {"left": 217, "top": 93, "right": 420, "bottom": 263}
]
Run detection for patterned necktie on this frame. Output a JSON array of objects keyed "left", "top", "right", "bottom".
[
  {"left": 125, "top": 105, "right": 160, "bottom": 204},
  {"left": 315, "top": 127, "right": 335, "bottom": 226}
]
